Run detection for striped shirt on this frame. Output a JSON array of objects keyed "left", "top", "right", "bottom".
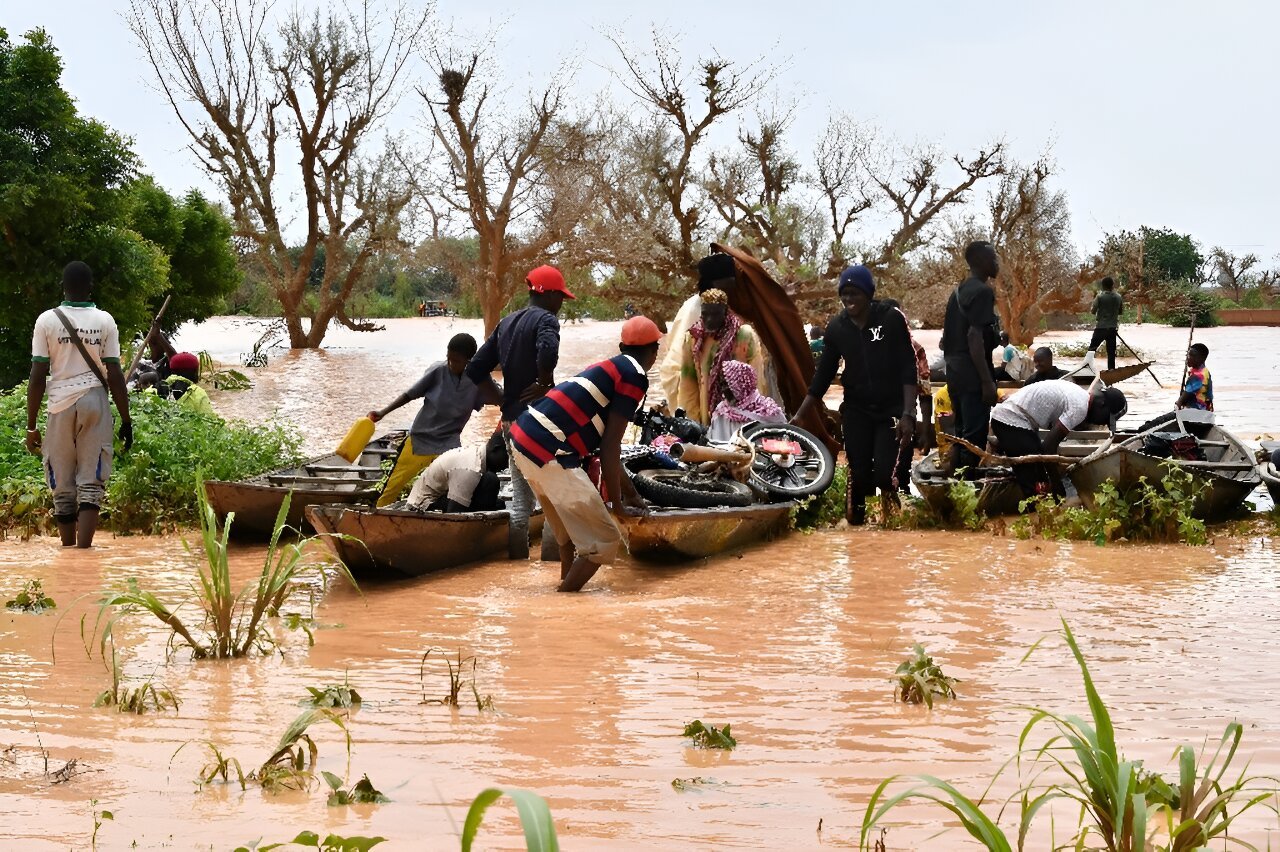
[{"left": 511, "top": 354, "right": 648, "bottom": 468}]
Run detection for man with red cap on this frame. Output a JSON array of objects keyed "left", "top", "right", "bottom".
[
  {"left": 465, "top": 264, "right": 573, "bottom": 558},
  {"left": 166, "top": 351, "right": 215, "bottom": 417},
  {"left": 510, "top": 316, "right": 661, "bottom": 591}
]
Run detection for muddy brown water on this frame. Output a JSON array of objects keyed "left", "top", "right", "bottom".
[{"left": 2, "top": 318, "right": 1279, "bottom": 849}]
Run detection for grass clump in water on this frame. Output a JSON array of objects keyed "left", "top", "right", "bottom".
[
  {"left": 893, "top": 644, "right": 958, "bottom": 708},
  {"left": 682, "top": 720, "right": 737, "bottom": 750},
  {"left": 322, "top": 772, "right": 389, "bottom": 806},
  {"left": 94, "top": 647, "right": 179, "bottom": 714},
  {"left": 419, "top": 648, "right": 494, "bottom": 711},
  {"left": 235, "top": 833, "right": 386, "bottom": 852},
  {"left": 791, "top": 465, "right": 847, "bottom": 531},
  {"left": 252, "top": 709, "right": 350, "bottom": 793},
  {"left": 303, "top": 677, "right": 362, "bottom": 709},
  {"left": 6, "top": 579, "right": 55, "bottom": 612}
]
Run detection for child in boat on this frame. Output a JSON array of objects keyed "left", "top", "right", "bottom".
[
  {"left": 405, "top": 431, "right": 507, "bottom": 512},
  {"left": 1178, "top": 343, "right": 1213, "bottom": 411},
  {"left": 707, "top": 360, "right": 785, "bottom": 441},
  {"left": 368, "top": 333, "right": 500, "bottom": 507}
]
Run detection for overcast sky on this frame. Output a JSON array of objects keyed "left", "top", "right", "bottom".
[{"left": 7, "top": 0, "right": 1278, "bottom": 263}]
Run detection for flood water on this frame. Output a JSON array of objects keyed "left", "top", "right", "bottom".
[{"left": 2, "top": 317, "right": 1279, "bottom": 849}]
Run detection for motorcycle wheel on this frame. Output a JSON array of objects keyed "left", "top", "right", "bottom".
[
  {"left": 631, "top": 469, "right": 754, "bottom": 509},
  {"left": 741, "top": 423, "right": 836, "bottom": 499}
]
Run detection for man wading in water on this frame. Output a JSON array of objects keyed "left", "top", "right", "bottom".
[
  {"left": 792, "top": 265, "right": 917, "bottom": 525},
  {"left": 25, "top": 261, "right": 133, "bottom": 548},
  {"left": 466, "top": 265, "right": 571, "bottom": 558},
  {"left": 941, "top": 241, "right": 1001, "bottom": 471},
  {"left": 509, "top": 317, "right": 660, "bottom": 592}
]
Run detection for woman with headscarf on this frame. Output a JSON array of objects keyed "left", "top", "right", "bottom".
[
  {"left": 708, "top": 360, "right": 786, "bottom": 441},
  {"left": 675, "top": 288, "right": 765, "bottom": 425}
]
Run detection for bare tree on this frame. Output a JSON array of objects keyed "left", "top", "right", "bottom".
[
  {"left": 129, "top": 0, "right": 428, "bottom": 349},
  {"left": 813, "top": 114, "right": 875, "bottom": 277},
  {"left": 1209, "top": 246, "right": 1260, "bottom": 302}
]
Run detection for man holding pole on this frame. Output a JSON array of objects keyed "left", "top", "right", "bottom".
[{"left": 1089, "top": 277, "right": 1124, "bottom": 371}]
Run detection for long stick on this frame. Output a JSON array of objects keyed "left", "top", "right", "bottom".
[
  {"left": 1177, "top": 312, "right": 1197, "bottom": 400},
  {"left": 126, "top": 295, "right": 172, "bottom": 380},
  {"left": 948, "top": 435, "right": 1091, "bottom": 468},
  {"left": 1113, "top": 330, "right": 1164, "bottom": 388}
]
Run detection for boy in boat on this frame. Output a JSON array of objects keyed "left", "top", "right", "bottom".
[
  {"left": 1023, "top": 347, "right": 1067, "bottom": 385},
  {"left": 675, "top": 288, "right": 766, "bottom": 426},
  {"left": 406, "top": 431, "right": 507, "bottom": 513},
  {"left": 792, "top": 266, "right": 918, "bottom": 525},
  {"left": 509, "top": 316, "right": 661, "bottom": 592},
  {"left": 465, "top": 265, "right": 572, "bottom": 557},
  {"left": 1179, "top": 343, "right": 1213, "bottom": 411},
  {"left": 990, "top": 381, "right": 1127, "bottom": 498},
  {"left": 1089, "top": 277, "right": 1124, "bottom": 371},
  {"left": 369, "top": 333, "right": 499, "bottom": 507},
  {"left": 25, "top": 261, "right": 133, "bottom": 548},
  {"left": 166, "top": 352, "right": 216, "bottom": 417}
]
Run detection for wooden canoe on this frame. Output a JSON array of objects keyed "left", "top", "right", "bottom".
[
  {"left": 1257, "top": 441, "right": 1280, "bottom": 505},
  {"left": 1069, "top": 421, "right": 1261, "bottom": 521},
  {"left": 996, "top": 358, "right": 1157, "bottom": 390},
  {"left": 306, "top": 503, "right": 544, "bottom": 581},
  {"left": 205, "top": 432, "right": 402, "bottom": 539},
  {"left": 618, "top": 501, "right": 794, "bottom": 561}
]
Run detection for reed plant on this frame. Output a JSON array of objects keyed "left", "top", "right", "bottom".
[
  {"left": 94, "top": 646, "right": 180, "bottom": 714},
  {"left": 420, "top": 648, "right": 494, "bottom": 711},
  {"left": 462, "top": 787, "right": 559, "bottom": 852},
  {"left": 682, "top": 720, "right": 737, "bottom": 750}
]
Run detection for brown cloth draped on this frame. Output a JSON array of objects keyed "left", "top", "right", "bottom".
[{"left": 712, "top": 242, "right": 840, "bottom": 454}]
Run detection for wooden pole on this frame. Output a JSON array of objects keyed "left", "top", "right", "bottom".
[
  {"left": 948, "top": 435, "right": 1092, "bottom": 468},
  {"left": 1177, "top": 312, "right": 1197, "bottom": 401},
  {"left": 1113, "top": 330, "right": 1164, "bottom": 388},
  {"left": 126, "top": 294, "right": 172, "bottom": 380}
]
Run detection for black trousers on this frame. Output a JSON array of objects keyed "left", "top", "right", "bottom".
[
  {"left": 991, "top": 420, "right": 1057, "bottom": 498},
  {"left": 948, "top": 384, "right": 991, "bottom": 469},
  {"left": 843, "top": 408, "right": 899, "bottom": 510},
  {"left": 1089, "top": 327, "right": 1118, "bottom": 371}
]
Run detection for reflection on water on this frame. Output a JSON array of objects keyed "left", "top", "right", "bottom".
[{"left": 0, "top": 318, "right": 1278, "bottom": 848}]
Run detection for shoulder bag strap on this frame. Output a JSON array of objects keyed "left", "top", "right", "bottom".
[{"left": 51, "top": 308, "right": 110, "bottom": 392}]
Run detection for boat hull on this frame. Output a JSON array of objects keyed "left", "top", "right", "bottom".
[
  {"left": 1260, "top": 463, "right": 1280, "bottom": 505},
  {"left": 618, "top": 502, "right": 794, "bottom": 561},
  {"left": 911, "top": 451, "right": 1024, "bottom": 518}
]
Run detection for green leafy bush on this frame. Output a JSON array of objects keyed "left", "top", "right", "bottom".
[
  {"left": 1, "top": 383, "right": 301, "bottom": 534},
  {"left": 682, "top": 720, "right": 737, "bottom": 750},
  {"left": 5, "top": 579, "right": 55, "bottom": 612},
  {"left": 894, "top": 644, "right": 959, "bottom": 708},
  {"left": 791, "top": 465, "right": 847, "bottom": 531}
]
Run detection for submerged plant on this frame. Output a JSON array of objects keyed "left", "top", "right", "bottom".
[
  {"left": 420, "top": 648, "right": 493, "bottom": 711},
  {"left": 6, "top": 579, "right": 55, "bottom": 612},
  {"left": 791, "top": 465, "right": 848, "bottom": 531},
  {"left": 322, "top": 772, "right": 389, "bottom": 806},
  {"left": 945, "top": 478, "right": 985, "bottom": 531},
  {"left": 462, "top": 787, "right": 559, "bottom": 852},
  {"left": 174, "top": 741, "right": 247, "bottom": 790},
  {"left": 251, "top": 709, "right": 350, "bottom": 794},
  {"left": 303, "top": 677, "right": 362, "bottom": 710},
  {"left": 682, "top": 720, "right": 737, "bottom": 750},
  {"left": 94, "top": 651, "right": 180, "bottom": 714},
  {"left": 92, "top": 483, "right": 358, "bottom": 660},
  {"left": 894, "top": 644, "right": 959, "bottom": 708},
  {"left": 89, "top": 799, "right": 113, "bottom": 851}
]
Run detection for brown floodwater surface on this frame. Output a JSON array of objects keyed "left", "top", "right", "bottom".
[{"left": 2, "top": 318, "right": 1280, "bottom": 849}]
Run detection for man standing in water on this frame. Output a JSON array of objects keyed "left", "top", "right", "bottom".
[
  {"left": 25, "top": 261, "right": 133, "bottom": 548},
  {"left": 792, "top": 266, "right": 917, "bottom": 525},
  {"left": 465, "top": 265, "right": 571, "bottom": 558},
  {"left": 941, "top": 241, "right": 1001, "bottom": 470},
  {"left": 1089, "top": 277, "right": 1124, "bottom": 371},
  {"left": 675, "top": 288, "right": 765, "bottom": 425},
  {"left": 509, "top": 317, "right": 661, "bottom": 592}
]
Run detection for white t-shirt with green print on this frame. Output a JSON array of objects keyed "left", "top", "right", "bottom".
[{"left": 31, "top": 302, "right": 120, "bottom": 414}]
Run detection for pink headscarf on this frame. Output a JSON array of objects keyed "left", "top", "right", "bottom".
[{"left": 712, "top": 361, "right": 784, "bottom": 425}]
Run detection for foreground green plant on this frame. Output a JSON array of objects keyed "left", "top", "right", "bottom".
[
  {"left": 894, "top": 644, "right": 958, "bottom": 708},
  {"left": 93, "top": 485, "right": 358, "bottom": 659},
  {"left": 945, "top": 478, "right": 986, "bottom": 530},
  {"left": 682, "top": 720, "right": 737, "bottom": 750},
  {"left": 236, "top": 833, "right": 386, "bottom": 852},
  {"left": 462, "top": 787, "right": 559, "bottom": 852},
  {"left": 94, "top": 648, "right": 180, "bottom": 714},
  {"left": 322, "top": 772, "right": 389, "bottom": 806},
  {"left": 861, "top": 618, "right": 1276, "bottom": 850},
  {"left": 89, "top": 799, "right": 113, "bottom": 851},
  {"left": 6, "top": 579, "right": 55, "bottom": 612},
  {"left": 791, "top": 465, "right": 848, "bottom": 531},
  {"left": 420, "top": 648, "right": 493, "bottom": 711},
  {"left": 252, "top": 709, "right": 351, "bottom": 793}
]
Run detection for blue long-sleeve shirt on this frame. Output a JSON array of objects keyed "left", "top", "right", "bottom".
[{"left": 464, "top": 305, "right": 561, "bottom": 420}]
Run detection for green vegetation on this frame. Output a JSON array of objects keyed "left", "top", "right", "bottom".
[
  {"left": 6, "top": 579, "right": 55, "bottom": 612},
  {"left": 945, "top": 478, "right": 985, "bottom": 531},
  {"left": 94, "top": 648, "right": 180, "bottom": 714},
  {"left": 197, "top": 351, "right": 252, "bottom": 391},
  {"left": 322, "top": 772, "right": 389, "bottom": 806},
  {"left": 893, "top": 644, "right": 958, "bottom": 708},
  {"left": 1, "top": 384, "right": 301, "bottom": 535},
  {"left": 462, "top": 787, "right": 560, "bottom": 852},
  {"left": 180, "top": 741, "right": 246, "bottom": 789},
  {"left": 791, "top": 465, "right": 847, "bottom": 531},
  {"left": 671, "top": 777, "right": 714, "bottom": 791},
  {"left": 252, "top": 709, "right": 350, "bottom": 793},
  {"left": 861, "top": 619, "right": 1275, "bottom": 850},
  {"left": 682, "top": 720, "right": 737, "bottom": 750},
  {"left": 420, "top": 648, "right": 494, "bottom": 711},
  {"left": 93, "top": 487, "right": 358, "bottom": 659},
  {"left": 304, "top": 677, "right": 362, "bottom": 709},
  {"left": 237, "top": 833, "right": 386, "bottom": 852},
  {"left": 89, "top": 800, "right": 112, "bottom": 851}
]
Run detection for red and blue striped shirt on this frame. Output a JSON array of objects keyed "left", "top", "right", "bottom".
[{"left": 511, "top": 354, "right": 648, "bottom": 468}]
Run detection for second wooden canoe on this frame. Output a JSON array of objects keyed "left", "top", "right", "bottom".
[{"left": 617, "top": 502, "right": 794, "bottom": 561}]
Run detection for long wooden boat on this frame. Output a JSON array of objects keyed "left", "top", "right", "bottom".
[
  {"left": 1257, "top": 441, "right": 1280, "bottom": 505},
  {"left": 306, "top": 503, "right": 543, "bottom": 581},
  {"left": 205, "top": 432, "right": 402, "bottom": 538},
  {"left": 996, "top": 357, "right": 1156, "bottom": 390},
  {"left": 617, "top": 501, "right": 794, "bottom": 561},
  {"left": 1069, "top": 420, "right": 1261, "bottom": 521},
  {"left": 912, "top": 429, "right": 1113, "bottom": 519}
]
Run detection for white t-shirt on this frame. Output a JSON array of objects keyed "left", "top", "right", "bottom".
[
  {"left": 992, "top": 379, "right": 1090, "bottom": 433},
  {"left": 31, "top": 304, "right": 120, "bottom": 414},
  {"left": 406, "top": 444, "right": 486, "bottom": 509}
]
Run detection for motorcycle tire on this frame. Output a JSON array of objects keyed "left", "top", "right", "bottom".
[
  {"left": 741, "top": 422, "right": 837, "bottom": 499},
  {"left": 631, "top": 468, "right": 754, "bottom": 509}
]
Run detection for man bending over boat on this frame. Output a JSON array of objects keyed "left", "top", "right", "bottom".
[
  {"left": 990, "top": 381, "right": 1127, "bottom": 498},
  {"left": 509, "top": 317, "right": 661, "bottom": 592},
  {"left": 405, "top": 431, "right": 507, "bottom": 513}
]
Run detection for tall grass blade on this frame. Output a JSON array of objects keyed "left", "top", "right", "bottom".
[{"left": 461, "top": 787, "right": 559, "bottom": 852}]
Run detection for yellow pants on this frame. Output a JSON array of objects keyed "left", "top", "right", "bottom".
[{"left": 376, "top": 444, "right": 438, "bottom": 507}]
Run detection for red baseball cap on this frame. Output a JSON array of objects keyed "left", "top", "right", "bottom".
[
  {"left": 620, "top": 316, "right": 663, "bottom": 346},
  {"left": 526, "top": 265, "right": 575, "bottom": 299},
  {"left": 169, "top": 352, "right": 199, "bottom": 371}
]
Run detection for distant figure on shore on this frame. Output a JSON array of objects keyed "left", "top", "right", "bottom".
[
  {"left": 808, "top": 325, "right": 824, "bottom": 358},
  {"left": 1024, "top": 347, "right": 1067, "bottom": 385},
  {"left": 1090, "top": 277, "right": 1123, "bottom": 371}
]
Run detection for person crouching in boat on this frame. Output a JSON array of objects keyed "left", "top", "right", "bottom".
[
  {"left": 405, "top": 431, "right": 507, "bottom": 513},
  {"left": 791, "top": 265, "right": 918, "bottom": 526},
  {"left": 990, "top": 381, "right": 1127, "bottom": 498},
  {"left": 508, "top": 317, "right": 661, "bottom": 592},
  {"left": 707, "top": 360, "right": 785, "bottom": 442},
  {"left": 166, "top": 352, "right": 216, "bottom": 417}
]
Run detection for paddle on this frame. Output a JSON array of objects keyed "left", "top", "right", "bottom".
[
  {"left": 1113, "top": 330, "right": 1163, "bottom": 388},
  {"left": 1177, "top": 312, "right": 1197, "bottom": 401},
  {"left": 126, "top": 294, "right": 172, "bottom": 380}
]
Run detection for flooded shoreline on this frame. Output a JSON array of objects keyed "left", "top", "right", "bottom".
[{"left": 2, "top": 317, "right": 1279, "bottom": 849}]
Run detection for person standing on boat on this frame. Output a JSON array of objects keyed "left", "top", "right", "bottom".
[
  {"left": 659, "top": 253, "right": 738, "bottom": 406},
  {"left": 792, "top": 266, "right": 917, "bottom": 525},
  {"left": 941, "top": 241, "right": 1002, "bottom": 471},
  {"left": 405, "top": 431, "right": 508, "bottom": 513},
  {"left": 1023, "top": 347, "right": 1067, "bottom": 385},
  {"left": 465, "top": 265, "right": 572, "bottom": 557},
  {"left": 25, "top": 261, "right": 133, "bottom": 548},
  {"left": 509, "top": 317, "right": 661, "bottom": 592},
  {"left": 1089, "top": 277, "right": 1124, "bottom": 371},
  {"left": 369, "top": 333, "right": 496, "bottom": 507},
  {"left": 675, "top": 288, "right": 766, "bottom": 426},
  {"left": 990, "top": 381, "right": 1127, "bottom": 498}
]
